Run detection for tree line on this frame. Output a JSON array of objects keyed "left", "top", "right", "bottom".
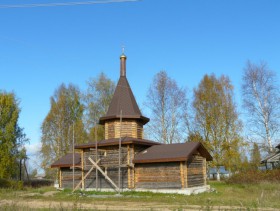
[{"left": 1, "top": 61, "right": 279, "bottom": 180}]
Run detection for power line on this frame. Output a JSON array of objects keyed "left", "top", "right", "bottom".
[{"left": 0, "top": 0, "right": 140, "bottom": 9}]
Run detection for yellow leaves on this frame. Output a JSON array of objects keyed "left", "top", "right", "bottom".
[{"left": 193, "top": 74, "right": 243, "bottom": 170}]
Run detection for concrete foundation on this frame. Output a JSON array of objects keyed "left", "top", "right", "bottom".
[{"left": 83, "top": 185, "right": 210, "bottom": 195}]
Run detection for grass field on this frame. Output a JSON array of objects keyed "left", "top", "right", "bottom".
[{"left": 0, "top": 181, "right": 280, "bottom": 210}]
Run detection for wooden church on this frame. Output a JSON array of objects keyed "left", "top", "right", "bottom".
[{"left": 51, "top": 53, "right": 212, "bottom": 194}]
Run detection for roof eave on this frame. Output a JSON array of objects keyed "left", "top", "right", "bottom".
[
  {"left": 99, "top": 115, "right": 149, "bottom": 125},
  {"left": 133, "top": 157, "right": 188, "bottom": 164},
  {"left": 196, "top": 142, "right": 213, "bottom": 161},
  {"left": 75, "top": 139, "right": 160, "bottom": 149},
  {"left": 51, "top": 164, "right": 81, "bottom": 168}
]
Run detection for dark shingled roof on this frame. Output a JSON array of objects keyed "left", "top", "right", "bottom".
[
  {"left": 99, "top": 75, "right": 149, "bottom": 125},
  {"left": 133, "top": 142, "right": 213, "bottom": 164},
  {"left": 75, "top": 137, "right": 161, "bottom": 149},
  {"left": 51, "top": 153, "right": 81, "bottom": 168},
  {"left": 261, "top": 143, "right": 280, "bottom": 164}
]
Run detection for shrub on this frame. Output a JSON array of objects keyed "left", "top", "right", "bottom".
[
  {"left": 23, "top": 179, "right": 53, "bottom": 188},
  {"left": 0, "top": 178, "right": 10, "bottom": 188},
  {"left": 227, "top": 169, "right": 280, "bottom": 184},
  {"left": 0, "top": 178, "right": 24, "bottom": 190}
]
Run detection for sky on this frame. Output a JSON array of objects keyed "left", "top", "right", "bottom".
[{"left": 0, "top": 0, "right": 280, "bottom": 171}]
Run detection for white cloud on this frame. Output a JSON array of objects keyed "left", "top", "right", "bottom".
[
  {"left": 25, "top": 142, "right": 42, "bottom": 156},
  {"left": 24, "top": 142, "right": 44, "bottom": 173}
]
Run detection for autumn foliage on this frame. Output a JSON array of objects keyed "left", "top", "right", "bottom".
[{"left": 227, "top": 169, "right": 280, "bottom": 184}]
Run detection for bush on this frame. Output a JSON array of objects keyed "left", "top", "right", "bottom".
[
  {"left": 227, "top": 169, "right": 280, "bottom": 184},
  {"left": 23, "top": 179, "right": 53, "bottom": 188},
  {"left": 0, "top": 178, "right": 9, "bottom": 188},
  {"left": 0, "top": 178, "right": 24, "bottom": 190}
]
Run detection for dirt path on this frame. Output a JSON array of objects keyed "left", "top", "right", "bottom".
[{"left": 0, "top": 199, "right": 278, "bottom": 211}]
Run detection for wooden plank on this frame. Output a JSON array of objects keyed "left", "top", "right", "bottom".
[
  {"left": 135, "top": 162, "right": 181, "bottom": 189},
  {"left": 180, "top": 161, "right": 185, "bottom": 188},
  {"left": 127, "top": 144, "right": 131, "bottom": 188},
  {"left": 203, "top": 158, "right": 206, "bottom": 185},
  {"left": 59, "top": 169, "right": 62, "bottom": 188},
  {"left": 132, "top": 144, "right": 135, "bottom": 188},
  {"left": 187, "top": 155, "right": 204, "bottom": 188},
  {"left": 88, "top": 157, "right": 119, "bottom": 191},
  {"left": 184, "top": 161, "right": 188, "bottom": 188},
  {"left": 73, "top": 158, "right": 100, "bottom": 192},
  {"left": 73, "top": 166, "right": 94, "bottom": 191},
  {"left": 81, "top": 150, "right": 84, "bottom": 189},
  {"left": 105, "top": 120, "right": 144, "bottom": 139}
]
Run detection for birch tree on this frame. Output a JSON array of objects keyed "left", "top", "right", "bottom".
[
  {"left": 193, "top": 74, "right": 243, "bottom": 180},
  {"left": 242, "top": 61, "right": 280, "bottom": 153},
  {"left": 145, "top": 71, "right": 188, "bottom": 144},
  {"left": 40, "top": 84, "right": 86, "bottom": 177},
  {"left": 84, "top": 73, "right": 115, "bottom": 141},
  {"left": 250, "top": 143, "right": 261, "bottom": 170}
]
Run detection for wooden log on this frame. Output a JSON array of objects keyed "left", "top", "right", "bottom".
[
  {"left": 88, "top": 157, "right": 119, "bottom": 191},
  {"left": 135, "top": 162, "right": 181, "bottom": 189},
  {"left": 127, "top": 144, "right": 131, "bottom": 188},
  {"left": 81, "top": 150, "right": 84, "bottom": 189},
  {"left": 187, "top": 155, "right": 204, "bottom": 188},
  {"left": 132, "top": 144, "right": 135, "bottom": 188},
  {"left": 59, "top": 169, "right": 62, "bottom": 188},
  {"left": 104, "top": 120, "right": 144, "bottom": 139},
  {"left": 180, "top": 161, "right": 185, "bottom": 188},
  {"left": 73, "top": 158, "right": 101, "bottom": 192},
  {"left": 184, "top": 161, "right": 188, "bottom": 188},
  {"left": 203, "top": 158, "right": 206, "bottom": 185}
]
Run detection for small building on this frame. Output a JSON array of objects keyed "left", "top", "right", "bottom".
[
  {"left": 51, "top": 53, "right": 212, "bottom": 194},
  {"left": 208, "top": 166, "right": 230, "bottom": 180},
  {"left": 51, "top": 153, "right": 81, "bottom": 188},
  {"left": 261, "top": 144, "right": 280, "bottom": 169}
]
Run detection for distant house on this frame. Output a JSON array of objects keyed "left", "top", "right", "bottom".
[
  {"left": 208, "top": 166, "right": 230, "bottom": 179},
  {"left": 51, "top": 53, "right": 213, "bottom": 195},
  {"left": 261, "top": 144, "right": 280, "bottom": 169},
  {"left": 34, "top": 173, "right": 46, "bottom": 180}
]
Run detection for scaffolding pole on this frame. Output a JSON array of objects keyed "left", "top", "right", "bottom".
[
  {"left": 89, "top": 157, "right": 119, "bottom": 192},
  {"left": 73, "top": 158, "right": 101, "bottom": 192},
  {"left": 118, "top": 110, "right": 122, "bottom": 194},
  {"left": 95, "top": 124, "right": 98, "bottom": 191},
  {"left": 72, "top": 123, "right": 75, "bottom": 192}
]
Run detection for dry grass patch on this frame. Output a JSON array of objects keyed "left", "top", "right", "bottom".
[{"left": 0, "top": 182, "right": 279, "bottom": 210}]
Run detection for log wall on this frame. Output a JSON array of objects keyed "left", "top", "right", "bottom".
[
  {"left": 186, "top": 155, "right": 206, "bottom": 187},
  {"left": 59, "top": 146, "right": 207, "bottom": 190},
  {"left": 78, "top": 144, "right": 150, "bottom": 190},
  {"left": 135, "top": 162, "right": 182, "bottom": 189},
  {"left": 105, "top": 120, "right": 143, "bottom": 139},
  {"left": 83, "top": 146, "right": 128, "bottom": 169},
  {"left": 60, "top": 168, "right": 82, "bottom": 189},
  {"left": 84, "top": 168, "right": 128, "bottom": 189}
]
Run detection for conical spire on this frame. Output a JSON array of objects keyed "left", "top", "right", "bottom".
[{"left": 99, "top": 53, "right": 149, "bottom": 125}]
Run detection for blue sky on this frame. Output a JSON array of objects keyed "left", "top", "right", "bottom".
[{"left": 1, "top": 0, "right": 280, "bottom": 169}]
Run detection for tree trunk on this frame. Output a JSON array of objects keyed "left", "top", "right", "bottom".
[
  {"left": 19, "top": 159, "right": 22, "bottom": 181},
  {"left": 216, "top": 167, "right": 220, "bottom": 181}
]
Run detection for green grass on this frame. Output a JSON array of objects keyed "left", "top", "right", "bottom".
[{"left": 0, "top": 181, "right": 280, "bottom": 210}]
